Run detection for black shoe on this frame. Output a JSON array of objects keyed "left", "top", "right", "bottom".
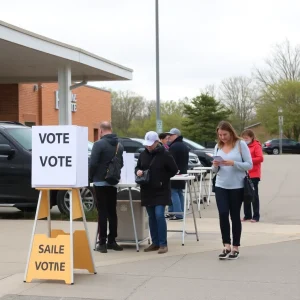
[
  {"left": 228, "top": 251, "right": 239, "bottom": 260},
  {"left": 96, "top": 243, "right": 107, "bottom": 253},
  {"left": 107, "top": 241, "right": 123, "bottom": 251},
  {"left": 169, "top": 216, "right": 183, "bottom": 221},
  {"left": 165, "top": 214, "right": 172, "bottom": 218},
  {"left": 219, "top": 249, "right": 231, "bottom": 260}
]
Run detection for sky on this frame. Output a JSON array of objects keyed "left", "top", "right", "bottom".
[{"left": 1, "top": 0, "right": 300, "bottom": 101}]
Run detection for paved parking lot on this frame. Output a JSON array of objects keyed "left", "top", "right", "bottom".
[{"left": 0, "top": 155, "right": 299, "bottom": 300}]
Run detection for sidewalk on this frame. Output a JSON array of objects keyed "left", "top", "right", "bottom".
[
  {"left": 0, "top": 217, "right": 299, "bottom": 300},
  {"left": 1, "top": 155, "right": 300, "bottom": 300}
]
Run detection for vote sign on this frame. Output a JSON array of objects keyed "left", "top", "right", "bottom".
[{"left": 32, "top": 125, "right": 88, "bottom": 188}]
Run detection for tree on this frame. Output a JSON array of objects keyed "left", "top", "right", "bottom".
[
  {"left": 111, "top": 90, "right": 146, "bottom": 136},
  {"left": 182, "top": 93, "right": 231, "bottom": 143},
  {"left": 255, "top": 40, "right": 300, "bottom": 89},
  {"left": 256, "top": 80, "right": 300, "bottom": 140},
  {"left": 220, "top": 76, "right": 257, "bottom": 133},
  {"left": 128, "top": 99, "right": 188, "bottom": 137}
]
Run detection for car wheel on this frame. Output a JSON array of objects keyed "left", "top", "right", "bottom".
[
  {"left": 272, "top": 148, "right": 279, "bottom": 155},
  {"left": 57, "top": 187, "right": 96, "bottom": 215}
]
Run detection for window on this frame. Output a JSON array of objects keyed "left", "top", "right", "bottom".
[
  {"left": 183, "top": 138, "right": 205, "bottom": 150},
  {"left": 0, "top": 133, "right": 10, "bottom": 145},
  {"left": 122, "top": 140, "right": 144, "bottom": 153},
  {"left": 93, "top": 129, "right": 99, "bottom": 141},
  {"left": 286, "top": 140, "right": 298, "bottom": 146},
  {"left": 25, "top": 122, "right": 36, "bottom": 127},
  {"left": 5, "top": 127, "right": 32, "bottom": 151}
]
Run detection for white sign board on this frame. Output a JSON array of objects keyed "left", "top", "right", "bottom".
[
  {"left": 120, "top": 152, "right": 136, "bottom": 184},
  {"left": 32, "top": 125, "right": 88, "bottom": 188}
]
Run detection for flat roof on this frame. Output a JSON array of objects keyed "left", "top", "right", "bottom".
[{"left": 0, "top": 20, "right": 133, "bottom": 83}]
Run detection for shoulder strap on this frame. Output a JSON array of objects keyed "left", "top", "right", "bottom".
[
  {"left": 114, "top": 143, "right": 119, "bottom": 156},
  {"left": 149, "top": 155, "right": 157, "bottom": 168},
  {"left": 238, "top": 141, "right": 244, "bottom": 162},
  {"left": 238, "top": 141, "right": 249, "bottom": 175}
]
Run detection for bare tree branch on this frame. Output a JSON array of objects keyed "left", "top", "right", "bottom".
[{"left": 220, "top": 76, "right": 257, "bottom": 132}]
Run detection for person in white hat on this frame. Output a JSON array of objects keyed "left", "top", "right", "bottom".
[{"left": 135, "top": 131, "right": 178, "bottom": 254}]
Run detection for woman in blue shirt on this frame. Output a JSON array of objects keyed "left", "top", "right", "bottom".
[{"left": 212, "top": 121, "right": 252, "bottom": 260}]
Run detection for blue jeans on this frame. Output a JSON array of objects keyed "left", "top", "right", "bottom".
[
  {"left": 168, "top": 189, "right": 184, "bottom": 219},
  {"left": 146, "top": 205, "right": 167, "bottom": 247}
]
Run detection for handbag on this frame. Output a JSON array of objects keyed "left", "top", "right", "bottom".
[
  {"left": 238, "top": 142, "right": 256, "bottom": 204},
  {"left": 135, "top": 156, "right": 157, "bottom": 185}
]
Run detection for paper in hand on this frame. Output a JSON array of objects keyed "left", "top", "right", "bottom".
[{"left": 212, "top": 155, "right": 224, "bottom": 162}]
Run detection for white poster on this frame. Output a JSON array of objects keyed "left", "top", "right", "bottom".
[
  {"left": 120, "top": 153, "right": 136, "bottom": 184},
  {"left": 32, "top": 125, "right": 88, "bottom": 188}
]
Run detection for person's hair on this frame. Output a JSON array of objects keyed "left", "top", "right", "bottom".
[
  {"left": 159, "top": 133, "right": 168, "bottom": 140},
  {"left": 216, "top": 120, "right": 241, "bottom": 148},
  {"left": 241, "top": 129, "right": 256, "bottom": 140},
  {"left": 100, "top": 121, "right": 112, "bottom": 132}
]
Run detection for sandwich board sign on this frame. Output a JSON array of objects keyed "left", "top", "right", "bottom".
[
  {"left": 31, "top": 125, "right": 88, "bottom": 188},
  {"left": 25, "top": 125, "right": 96, "bottom": 285}
]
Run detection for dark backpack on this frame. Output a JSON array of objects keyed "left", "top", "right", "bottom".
[{"left": 105, "top": 143, "right": 122, "bottom": 185}]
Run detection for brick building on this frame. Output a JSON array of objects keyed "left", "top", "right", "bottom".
[{"left": 0, "top": 83, "right": 111, "bottom": 141}]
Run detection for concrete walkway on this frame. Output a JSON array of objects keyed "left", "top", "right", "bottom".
[{"left": 0, "top": 156, "right": 300, "bottom": 300}]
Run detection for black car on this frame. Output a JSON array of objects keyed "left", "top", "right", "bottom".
[
  {"left": 0, "top": 122, "right": 95, "bottom": 214},
  {"left": 182, "top": 138, "right": 214, "bottom": 167},
  {"left": 263, "top": 138, "right": 300, "bottom": 155}
]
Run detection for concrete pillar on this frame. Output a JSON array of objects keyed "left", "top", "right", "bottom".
[{"left": 58, "top": 66, "right": 72, "bottom": 125}]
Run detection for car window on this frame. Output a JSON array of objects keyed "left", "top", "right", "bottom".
[
  {"left": 286, "top": 140, "right": 298, "bottom": 145},
  {"left": 183, "top": 138, "right": 205, "bottom": 150},
  {"left": 0, "top": 133, "right": 10, "bottom": 145},
  {"left": 88, "top": 141, "right": 93, "bottom": 151},
  {"left": 122, "top": 140, "right": 144, "bottom": 153},
  {"left": 5, "top": 127, "right": 32, "bottom": 151}
]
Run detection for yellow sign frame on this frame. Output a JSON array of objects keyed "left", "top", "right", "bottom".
[{"left": 24, "top": 188, "right": 96, "bottom": 284}]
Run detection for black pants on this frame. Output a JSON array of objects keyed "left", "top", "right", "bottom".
[
  {"left": 243, "top": 178, "right": 260, "bottom": 221},
  {"left": 215, "top": 187, "right": 243, "bottom": 247},
  {"left": 94, "top": 186, "right": 118, "bottom": 245}
]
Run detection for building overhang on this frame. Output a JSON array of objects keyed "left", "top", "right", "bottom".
[{"left": 0, "top": 20, "right": 133, "bottom": 84}]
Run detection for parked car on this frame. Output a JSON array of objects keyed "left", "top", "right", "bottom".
[
  {"left": 128, "top": 138, "right": 202, "bottom": 169},
  {"left": 262, "top": 138, "right": 300, "bottom": 155},
  {"left": 0, "top": 122, "right": 95, "bottom": 214},
  {"left": 182, "top": 138, "right": 214, "bottom": 168}
]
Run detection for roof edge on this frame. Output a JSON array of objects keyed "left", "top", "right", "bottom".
[{"left": 0, "top": 20, "right": 133, "bottom": 73}]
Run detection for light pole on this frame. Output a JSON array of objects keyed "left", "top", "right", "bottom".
[
  {"left": 155, "top": 0, "right": 162, "bottom": 133},
  {"left": 278, "top": 107, "right": 283, "bottom": 155}
]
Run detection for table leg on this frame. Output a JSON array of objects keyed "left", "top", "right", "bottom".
[
  {"left": 128, "top": 187, "right": 139, "bottom": 252},
  {"left": 188, "top": 182, "right": 199, "bottom": 242},
  {"left": 182, "top": 182, "right": 188, "bottom": 246},
  {"left": 207, "top": 170, "right": 212, "bottom": 205}
]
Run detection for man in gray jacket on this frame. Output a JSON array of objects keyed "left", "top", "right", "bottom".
[{"left": 89, "top": 121, "right": 124, "bottom": 253}]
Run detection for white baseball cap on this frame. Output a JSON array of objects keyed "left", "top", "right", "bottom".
[{"left": 143, "top": 131, "right": 159, "bottom": 147}]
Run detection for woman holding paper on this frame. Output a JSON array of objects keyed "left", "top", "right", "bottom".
[{"left": 212, "top": 121, "right": 252, "bottom": 260}]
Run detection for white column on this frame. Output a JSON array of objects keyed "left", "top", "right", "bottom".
[{"left": 58, "top": 66, "right": 72, "bottom": 125}]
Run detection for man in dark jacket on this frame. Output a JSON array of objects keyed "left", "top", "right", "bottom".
[
  {"left": 135, "top": 131, "right": 178, "bottom": 254},
  {"left": 89, "top": 121, "right": 124, "bottom": 253},
  {"left": 166, "top": 128, "right": 189, "bottom": 220}
]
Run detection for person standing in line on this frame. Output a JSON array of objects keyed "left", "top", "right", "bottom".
[
  {"left": 135, "top": 131, "right": 178, "bottom": 254},
  {"left": 241, "top": 129, "right": 264, "bottom": 223},
  {"left": 212, "top": 121, "right": 252, "bottom": 260},
  {"left": 89, "top": 121, "right": 124, "bottom": 253},
  {"left": 166, "top": 128, "right": 189, "bottom": 221},
  {"left": 159, "top": 133, "right": 169, "bottom": 150}
]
